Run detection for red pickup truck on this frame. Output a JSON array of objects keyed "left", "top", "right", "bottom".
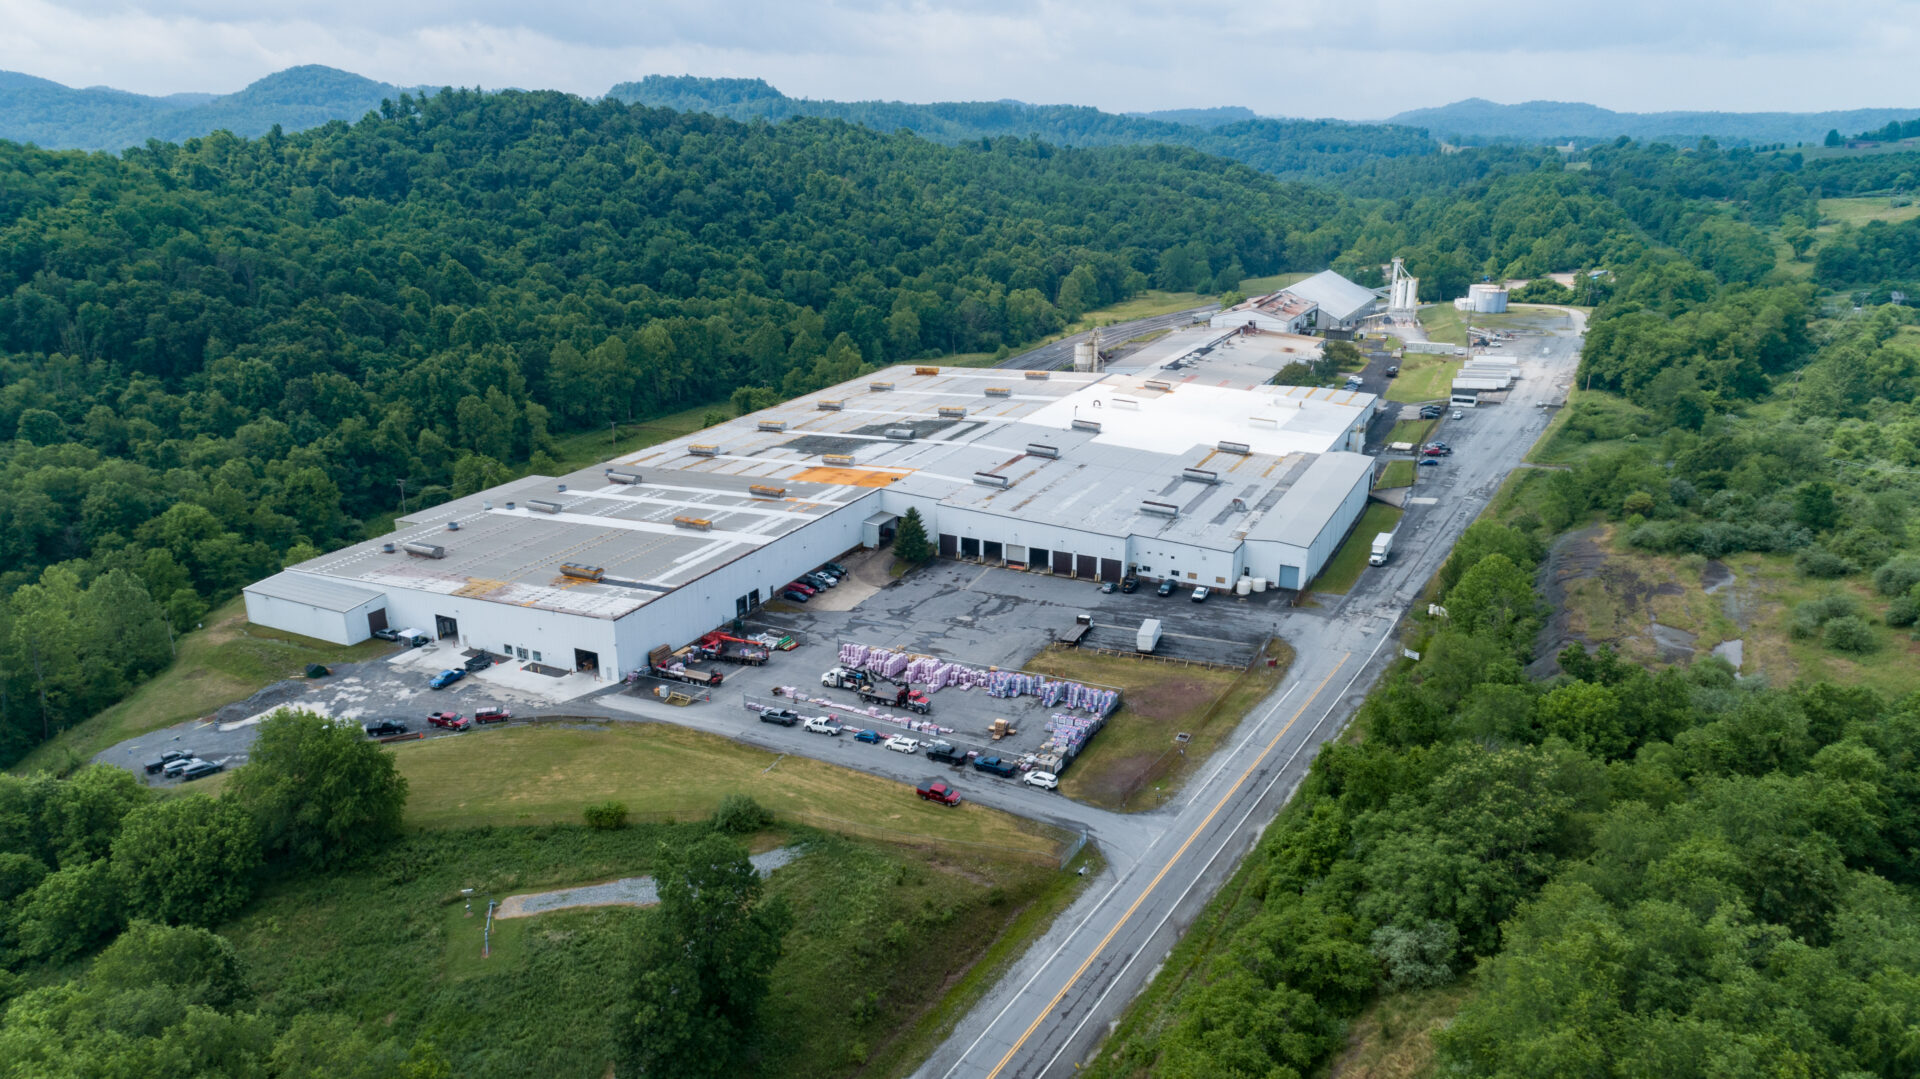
[
  {"left": 916, "top": 781, "right": 962, "bottom": 806},
  {"left": 427, "top": 711, "right": 470, "bottom": 731}
]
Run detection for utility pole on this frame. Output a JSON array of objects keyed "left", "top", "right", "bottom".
[{"left": 396, "top": 478, "right": 409, "bottom": 515}]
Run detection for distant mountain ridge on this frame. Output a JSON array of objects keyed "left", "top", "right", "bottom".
[
  {"left": 1391, "top": 97, "right": 1920, "bottom": 145},
  {"left": 0, "top": 65, "right": 422, "bottom": 152},
  {"left": 606, "top": 75, "right": 1434, "bottom": 181}
]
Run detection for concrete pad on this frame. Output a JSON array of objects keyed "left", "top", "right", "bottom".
[
  {"left": 798, "top": 546, "right": 891, "bottom": 612},
  {"left": 468, "top": 663, "right": 603, "bottom": 704}
]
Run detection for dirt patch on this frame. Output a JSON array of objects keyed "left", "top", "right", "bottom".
[{"left": 1701, "top": 560, "right": 1734, "bottom": 595}]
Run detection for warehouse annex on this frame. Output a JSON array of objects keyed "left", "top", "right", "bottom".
[{"left": 246, "top": 359, "right": 1382, "bottom": 682}]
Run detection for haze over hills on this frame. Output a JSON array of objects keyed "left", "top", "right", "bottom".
[
  {"left": 0, "top": 65, "right": 420, "bottom": 152},
  {"left": 1391, "top": 97, "right": 1920, "bottom": 145}
]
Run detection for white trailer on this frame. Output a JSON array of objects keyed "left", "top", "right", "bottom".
[
  {"left": 1136, "top": 619, "right": 1163, "bottom": 653},
  {"left": 1368, "top": 533, "right": 1395, "bottom": 567}
]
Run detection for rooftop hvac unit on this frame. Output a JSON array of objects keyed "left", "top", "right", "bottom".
[
  {"left": 821, "top": 452, "right": 856, "bottom": 465},
  {"left": 381, "top": 542, "right": 395, "bottom": 553},
  {"left": 1024, "top": 370, "right": 1049, "bottom": 380},
  {"left": 557, "top": 484, "right": 567, "bottom": 492},
  {"left": 446, "top": 520, "right": 461, "bottom": 530},
  {"left": 1143, "top": 379, "right": 1171, "bottom": 392},
  {"left": 869, "top": 381, "right": 893, "bottom": 392},
  {"left": 972, "top": 472, "right": 1010, "bottom": 489},
  {"left": 817, "top": 400, "right": 843, "bottom": 411},
  {"left": 605, "top": 470, "right": 642, "bottom": 484},
  {"left": 1217, "top": 440, "right": 1251, "bottom": 455},
  {"left": 984, "top": 386, "right": 1012, "bottom": 398},
  {"left": 914, "top": 366, "right": 940, "bottom": 376},
  {"left": 884, "top": 427, "right": 915, "bottom": 440},
  {"left": 673, "top": 516, "right": 712, "bottom": 531},
  {"left": 937, "top": 406, "right": 967, "bottom": 419},
  {"left": 1181, "top": 467, "right": 1219, "bottom": 485},
  {"left": 687, "top": 444, "right": 720, "bottom": 457},
  {"left": 1139, "top": 500, "right": 1179, "bottom": 518},
  {"left": 748, "top": 485, "right": 787, "bottom": 498},
  {"left": 402, "top": 541, "right": 446, "bottom": 559},
  {"left": 504, "top": 501, "right": 515, "bottom": 510},
  {"left": 1071, "top": 418, "right": 1102, "bottom": 433},
  {"left": 560, "top": 563, "right": 605, "bottom": 582},
  {"left": 1026, "top": 443, "right": 1060, "bottom": 459},
  {"left": 756, "top": 420, "right": 787, "bottom": 432},
  {"left": 527, "top": 499, "right": 562, "bottom": 514}
]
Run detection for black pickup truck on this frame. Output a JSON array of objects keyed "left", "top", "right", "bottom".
[
  {"left": 972, "top": 755, "right": 1018, "bottom": 778},
  {"left": 927, "top": 742, "right": 967, "bottom": 765}
]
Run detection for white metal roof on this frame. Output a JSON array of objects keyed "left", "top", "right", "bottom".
[
  {"left": 1243, "top": 452, "right": 1375, "bottom": 549},
  {"left": 246, "top": 571, "right": 385, "bottom": 612},
  {"left": 1283, "top": 270, "right": 1380, "bottom": 322}
]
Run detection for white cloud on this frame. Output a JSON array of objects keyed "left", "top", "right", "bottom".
[{"left": 2, "top": 0, "right": 1918, "bottom": 118}]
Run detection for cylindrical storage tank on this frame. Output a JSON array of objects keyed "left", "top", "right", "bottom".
[
  {"left": 1235, "top": 578, "right": 1252, "bottom": 596},
  {"left": 1252, "top": 578, "right": 1267, "bottom": 593}
]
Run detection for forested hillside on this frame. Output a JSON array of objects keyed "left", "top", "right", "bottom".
[
  {"left": 608, "top": 76, "right": 1439, "bottom": 181},
  {"left": 0, "top": 66, "right": 412, "bottom": 153},
  {"left": 0, "top": 87, "right": 1345, "bottom": 762},
  {"left": 1389, "top": 96, "right": 1920, "bottom": 146}
]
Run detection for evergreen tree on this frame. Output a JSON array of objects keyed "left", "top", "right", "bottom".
[{"left": 893, "top": 507, "right": 932, "bottom": 563}]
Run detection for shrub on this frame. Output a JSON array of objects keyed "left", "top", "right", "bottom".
[
  {"left": 1872, "top": 555, "right": 1920, "bottom": 597},
  {"left": 1791, "top": 593, "right": 1861, "bottom": 640},
  {"left": 1823, "top": 615, "right": 1878, "bottom": 654},
  {"left": 710, "top": 794, "right": 772, "bottom": 834},
  {"left": 1886, "top": 593, "right": 1920, "bottom": 628},
  {"left": 1796, "top": 548, "right": 1857, "bottom": 579},
  {"left": 583, "top": 801, "right": 628, "bottom": 830},
  {"left": 1622, "top": 490, "right": 1656, "bottom": 516}
]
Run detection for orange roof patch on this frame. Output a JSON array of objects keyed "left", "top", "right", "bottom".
[{"left": 789, "top": 467, "right": 911, "bottom": 487}]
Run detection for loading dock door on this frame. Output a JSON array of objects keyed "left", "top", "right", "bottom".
[
  {"left": 367, "top": 608, "right": 388, "bottom": 635},
  {"left": 435, "top": 615, "right": 458, "bottom": 640},
  {"left": 1052, "top": 551, "right": 1073, "bottom": 576},
  {"left": 983, "top": 540, "right": 1003, "bottom": 562},
  {"left": 574, "top": 648, "right": 599, "bottom": 673},
  {"left": 1030, "top": 548, "right": 1050, "bottom": 571},
  {"left": 1075, "top": 554, "right": 1097, "bottom": 579},
  {"left": 960, "top": 537, "right": 980, "bottom": 559},
  {"left": 939, "top": 534, "right": 958, "bottom": 558},
  {"left": 1099, "top": 558, "right": 1122, "bottom": 583},
  {"left": 1279, "top": 566, "right": 1300, "bottom": 589}
]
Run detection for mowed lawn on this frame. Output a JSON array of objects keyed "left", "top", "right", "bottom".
[
  {"left": 390, "top": 721, "right": 1065, "bottom": 856},
  {"left": 1311, "top": 504, "right": 1405, "bottom": 595},
  {"left": 1385, "top": 355, "right": 1457, "bottom": 404},
  {"left": 1387, "top": 417, "right": 1438, "bottom": 445},
  {"left": 1818, "top": 195, "right": 1920, "bottom": 229},
  {"left": 1027, "top": 641, "right": 1292, "bottom": 812},
  {"left": 1375, "top": 459, "right": 1416, "bottom": 489}
]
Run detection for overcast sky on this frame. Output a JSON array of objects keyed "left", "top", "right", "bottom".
[{"left": 6, "top": 0, "right": 1918, "bottom": 118}]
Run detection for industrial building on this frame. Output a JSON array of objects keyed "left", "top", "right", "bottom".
[
  {"left": 1212, "top": 269, "right": 1382, "bottom": 335},
  {"left": 246, "top": 361, "right": 1381, "bottom": 682}
]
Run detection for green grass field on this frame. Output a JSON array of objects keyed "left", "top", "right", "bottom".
[
  {"left": 1384, "top": 355, "right": 1456, "bottom": 404},
  {"left": 390, "top": 722, "right": 1066, "bottom": 856},
  {"left": 222, "top": 818, "right": 1093, "bottom": 1079},
  {"left": 1374, "top": 459, "right": 1415, "bottom": 489},
  {"left": 1417, "top": 304, "right": 1468, "bottom": 345},
  {"left": 1818, "top": 195, "right": 1920, "bottom": 229},
  {"left": 1311, "top": 504, "right": 1405, "bottom": 595},
  {"left": 1027, "top": 640, "right": 1292, "bottom": 812},
  {"left": 1238, "top": 271, "right": 1312, "bottom": 294},
  {"left": 12, "top": 598, "right": 391, "bottom": 775},
  {"left": 1387, "top": 418, "right": 1438, "bottom": 445}
]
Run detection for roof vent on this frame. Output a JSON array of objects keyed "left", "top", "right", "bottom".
[
  {"left": 1139, "top": 501, "right": 1179, "bottom": 518},
  {"left": 817, "top": 400, "right": 843, "bottom": 411},
  {"left": 483, "top": 500, "right": 493, "bottom": 510},
  {"left": 1024, "top": 370, "right": 1049, "bottom": 380},
  {"left": 1181, "top": 467, "right": 1219, "bottom": 485},
  {"left": 527, "top": 499, "right": 562, "bottom": 514},
  {"left": 1071, "top": 418, "right": 1102, "bottom": 433},
  {"left": 382, "top": 542, "right": 395, "bottom": 554},
  {"left": 1026, "top": 443, "right": 1059, "bottom": 459},
  {"left": 914, "top": 366, "right": 940, "bottom": 376},
  {"left": 505, "top": 501, "right": 515, "bottom": 510},
  {"left": 884, "top": 427, "right": 915, "bottom": 440},
  {"left": 937, "top": 406, "right": 967, "bottom": 419},
  {"left": 984, "top": 386, "right": 1011, "bottom": 398},
  {"left": 757, "top": 420, "right": 787, "bottom": 433},
  {"left": 822, "top": 453, "right": 856, "bottom": 465},
  {"left": 560, "top": 563, "right": 605, "bottom": 581},
  {"left": 972, "top": 472, "right": 1011, "bottom": 489},
  {"left": 1144, "top": 379, "right": 1171, "bottom": 392},
  {"left": 1217, "top": 440, "right": 1251, "bottom": 455},
  {"left": 687, "top": 444, "right": 720, "bottom": 457},
  {"left": 606, "top": 470, "right": 642, "bottom": 485},
  {"left": 403, "top": 541, "right": 446, "bottom": 558},
  {"left": 1111, "top": 395, "right": 1139, "bottom": 410},
  {"left": 447, "top": 520, "right": 461, "bottom": 530},
  {"left": 557, "top": 484, "right": 567, "bottom": 492},
  {"left": 748, "top": 485, "right": 787, "bottom": 498},
  {"left": 869, "top": 381, "right": 894, "bottom": 392},
  {"left": 673, "top": 516, "right": 712, "bottom": 531}
]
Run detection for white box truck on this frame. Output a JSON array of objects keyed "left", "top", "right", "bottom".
[
  {"left": 1369, "top": 533, "right": 1395, "bottom": 566},
  {"left": 1136, "top": 619, "right": 1162, "bottom": 653}
]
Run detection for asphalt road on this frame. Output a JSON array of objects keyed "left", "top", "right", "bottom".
[
  {"left": 911, "top": 309, "right": 1586, "bottom": 1079},
  {"left": 996, "top": 305, "right": 1220, "bottom": 371}
]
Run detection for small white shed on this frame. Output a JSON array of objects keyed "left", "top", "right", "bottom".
[{"left": 243, "top": 571, "right": 389, "bottom": 646}]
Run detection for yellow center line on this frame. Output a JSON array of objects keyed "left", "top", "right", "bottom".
[{"left": 983, "top": 651, "right": 1352, "bottom": 1078}]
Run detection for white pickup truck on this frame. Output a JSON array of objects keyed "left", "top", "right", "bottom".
[{"left": 803, "top": 716, "right": 843, "bottom": 736}]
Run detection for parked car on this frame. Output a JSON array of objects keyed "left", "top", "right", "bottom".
[
  {"left": 474, "top": 705, "right": 512, "bottom": 724},
  {"left": 180, "top": 759, "right": 224, "bottom": 781},
  {"left": 363, "top": 718, "right": 409, "bottom": 737},
  {"left": 463, "top": 653, "right": 494, "bottom": 672},
  {"left": 760, "top": 707, "right": 800, "bottom": 727},
  {"left": 1418, "top": 458, "right": 1441, "bottom": 467},
  {"left": 1191, "top": 586, "right": 1210, "bottom": 603},
  {"left": 1121, "top": 576, "right": 1139, "bottom": 593},
  {"left": 822, "top": 561, "right": 849, "bottom": 577},
  {"left": 916, "top": 781, "right": 962, "bottom": 806},
  {"left": 144, "top": 749, "right": 191, "bottom": 774},
  {"left": 427, "top": 712, "right": 469, "bottom": 731},
  {"left": 927, "top": 742, "right": 968, "bottom": 765},
  {"left": 1422, "top": 446, "right": 1448, "bottom": 457},
  {"left": 371, "top": 628, "right": 400, "bottom": 641},
  {"left": 784, "top": 581, "right": 817, "bottom": 596},
  {"left": 1386, "top": 365, "right": 1400, "bottom": 376},
  {"left": 972, "top": 755, "right": 1017, "bottom": 778},
  {"left": 1157, "top": 579, "right": 1176, "bottom": 597},
  {"left": 884, "top": 735, "right": 921, "bottom": 754},
  {"left": 853, "top": 728, "right": 884, "bottom": 744},
  {"left": 801, "top": 572, "right": 836, "bottom": 590},
  {"left": 803, "top": 716, "right": 843, "bottom": 736},
  {"left": 428, "top": 669, "right": 465, "bottom": 690},
  {"left": 1419, "top": 407, "right": 1443, "bottom": 419},
  {"left": 1023, "top": 771, "right": 1059, "bottom": 790},
  {"left": 780, "top": 589, "right": 812, "bottom": 603},
  {"left": 1452, "top": 410, "right": 1464, "bottom": 420},
  {"left": 1099, "top": 581, "right": 1117, "bottom": 594},
  {"left": 162, "top": 756, "right": 196, "bottom": 777}
]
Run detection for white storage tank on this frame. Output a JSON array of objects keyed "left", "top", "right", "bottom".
[
  {"left": 1252, "top": 578, "right": 1267, "bottom": 593},
  {"left": 1235, "top": 578, "right": 1252, "bottom": 596},
  {"left": 1467, "top": 283, "right": 1509, "bottom": 313}
]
